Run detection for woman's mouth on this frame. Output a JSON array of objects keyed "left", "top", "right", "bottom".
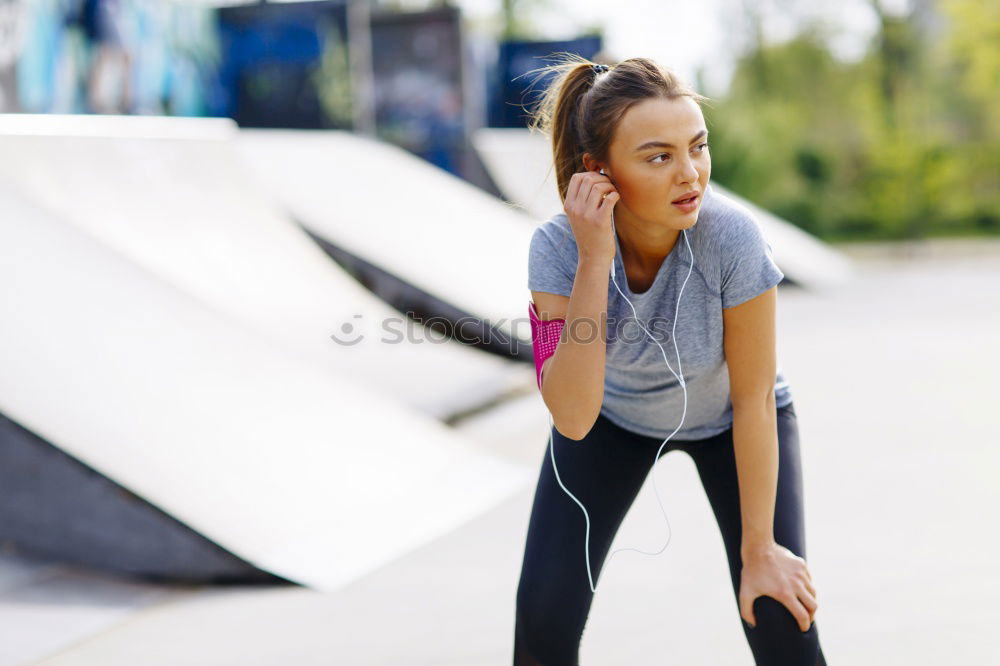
[{"left": 671, "top": 192, "right": 700, "bottom": 213}]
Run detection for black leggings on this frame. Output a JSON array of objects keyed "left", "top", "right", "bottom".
[{"left": 513, "top": 401, "right": 827, "bottom": 665}]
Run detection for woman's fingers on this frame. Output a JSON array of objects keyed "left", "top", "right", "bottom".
[
  {"left": 784, "top": 594, "right": 813, "bottom": 632},
  {"left": 798, "top": 586, "right": 819, "bottom": 631},
  {"left": 799, "top": 586, "right": 818, "bottom": 623},
  {"left": 586, "top": 181, "right": 617, "bottom": 210},
  {"left": 563, "top": 173, "right": 618, "bottom": 263},
  {"left": 565, "top": 171, "right": 583, "bottom": 205},
  {"left": 799, "top": 558, "right": 812, "bottom": 581},
  {"left": 801, "top": 574, "right": 817, "bottom": 600},
  {"left": 565, "top": 172, "right": 613, "bottom": 215},
  {"left": 599, "top": 189, "right": 620, "bottom": 212}
]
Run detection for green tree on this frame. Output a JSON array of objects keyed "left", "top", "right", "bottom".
[{"left": 706, "top": 0, "right": 999, "bottom": 241}]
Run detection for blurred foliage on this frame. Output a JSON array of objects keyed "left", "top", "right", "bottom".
[
  {"left": 704, "top": 0, "right": 999, "bottom": 241},
  {"left": 313, "top": 20, "right": 354, "bottom": 128}
]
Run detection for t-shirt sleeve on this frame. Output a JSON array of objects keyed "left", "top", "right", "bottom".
[
  {"left": 720, "top": 209, "right": 784, "bottom": 309},
  {"left": 527, "top": 223, "right": 576, "bottom": 298}
]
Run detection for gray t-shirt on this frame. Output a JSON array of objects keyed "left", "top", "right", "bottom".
[{"left": 527, "top": 184, "right": 793, "bottom": 440}]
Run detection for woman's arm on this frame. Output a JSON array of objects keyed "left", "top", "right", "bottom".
[
  {"left": 723, "top": 285, "right": 818, "bottom": 632},
  {"left": 723, "top": 285, "right": 780, "bottom": 553},
  {"left": 531, "top": 253, "right": 612, "bottom": 441}
]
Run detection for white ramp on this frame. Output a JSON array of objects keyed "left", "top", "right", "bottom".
[
  {"left": 472, "top": 127, "right": 854, "bottom": 292},
  {"left": 0, "top": 183, "right": 531, "bottom": 591},
  {"left": 0, "top": 114, "right": 525, "bottom": 422},
  {"left": 234, "top": 129, "right": 536, "bottom": 343}
]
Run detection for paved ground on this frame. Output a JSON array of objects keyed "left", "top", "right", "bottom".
[{"left": 3, "top": 237, "right": 998, "bottom": 665}]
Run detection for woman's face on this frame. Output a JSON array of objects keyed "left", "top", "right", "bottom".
[{"left": 603, "top": 96, "right": 711, "bottom": 228}]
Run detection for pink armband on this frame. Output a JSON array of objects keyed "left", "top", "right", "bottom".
[{"left": 529, "top": 301, "right": 566, "bottom": 390}]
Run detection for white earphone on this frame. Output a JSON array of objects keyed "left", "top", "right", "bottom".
[{"left": 546, "top": 166, "right": 695, "bottom": 592}]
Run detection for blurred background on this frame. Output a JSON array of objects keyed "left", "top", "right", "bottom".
[
  {"left": 2, "top": 0, "right": 996, "bottom": 239},
  {"left": 0, "top": 1, "right": 997, "bottom": 665}
]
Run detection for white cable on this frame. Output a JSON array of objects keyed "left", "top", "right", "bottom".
[{"left": 547, "top": 204, "right": 695, "bottom": 593}]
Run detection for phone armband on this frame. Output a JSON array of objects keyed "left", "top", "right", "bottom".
[{"left": 529, "top": 301, "right": 566, "bottom": 390}]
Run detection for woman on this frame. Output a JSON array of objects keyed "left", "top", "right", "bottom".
[{"left": 514, "top": 56, "right": 828, "bottom": 665}]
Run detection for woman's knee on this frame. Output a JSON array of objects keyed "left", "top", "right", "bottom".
[{"left": 745, "top": 595, "right": 822, "bottom": 665}]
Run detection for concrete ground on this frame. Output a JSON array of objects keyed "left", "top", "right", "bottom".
[{"left": 3, "top": 237, "right": 998, "bottom": 665}]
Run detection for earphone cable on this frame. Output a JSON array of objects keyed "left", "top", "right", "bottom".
[{"left": 546, "top": 206, "right": 696, "bottom": 593}]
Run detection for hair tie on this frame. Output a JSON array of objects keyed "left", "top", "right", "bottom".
[{"left": 591, "top": 63, "right": 609, "bottom": 74}]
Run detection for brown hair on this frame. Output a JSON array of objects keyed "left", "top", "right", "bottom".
[{"left": 524, "top": 53, "right": 708, "bottom": 204}]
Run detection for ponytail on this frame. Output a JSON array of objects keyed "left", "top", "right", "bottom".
[{"left": 525, "top": 54, "right": 608, "bottom": 203}]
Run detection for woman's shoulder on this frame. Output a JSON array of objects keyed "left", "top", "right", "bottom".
[
  {"left": 535, "top": 210, "right": 574, "bottom": 238},
  {"left": 529, "top": 211, "right": 578, "bottom": 263},
  {"left": 681, "top": 186, "right": 766, "bottom": 289},
  {"left": 528, "top": 210, "right": 578, "bottom": 296},
  {"left": 698, "top": 185, "right": 764, "bottom": 245}
]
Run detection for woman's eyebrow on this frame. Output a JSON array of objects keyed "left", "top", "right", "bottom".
[{"left": 633, "top": 129, "right": 708, "bottom": 152}]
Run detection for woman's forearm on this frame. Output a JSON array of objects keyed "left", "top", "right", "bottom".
[
  {"left": 732, "top": 393, "right": 779, "bottom": 556},
  {"left": 542, "top": 256, "right": 612, "bottom": 440}
]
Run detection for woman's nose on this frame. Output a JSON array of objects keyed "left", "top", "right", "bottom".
[{"left": 676, "top": 156, "right": 699, "bottom": 184}]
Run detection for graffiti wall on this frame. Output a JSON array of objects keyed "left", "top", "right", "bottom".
[{"left": 0, "top": 0, "right": 220, "bottom": 115}]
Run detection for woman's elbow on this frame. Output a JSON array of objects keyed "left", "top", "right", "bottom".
[
  {"left": 554, "top": 421, "right": 586, "bottom": 441},
  {"left": 541, "top": 375, "right": 603, "bottom": 441},
  {"left": 551, "top": 411, "right": 599, "bottom": 441}
]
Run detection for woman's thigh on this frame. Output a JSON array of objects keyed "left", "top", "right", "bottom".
[
  {"left": 513, "top": 413, "right": 659, "bottom": 665},
  {"left": 686, "top": 402, "right": 826, "bottom": 665}
]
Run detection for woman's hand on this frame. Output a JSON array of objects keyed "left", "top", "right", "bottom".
[
  {"left": 739, "top": 542, "right": 818, "bottom": 632},
  {"left": 563, "top": 170, "right": 619, "bottom": 264}
]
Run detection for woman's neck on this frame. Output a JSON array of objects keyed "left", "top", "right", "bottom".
[{"left": 613, "top": 207, "right": 681, "bottom": 273}]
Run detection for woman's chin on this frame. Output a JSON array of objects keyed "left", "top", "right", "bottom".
[{"left": 673, "top": 208, "right": 701, "bottom": 227}]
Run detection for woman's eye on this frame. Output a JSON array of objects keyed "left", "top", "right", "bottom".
[{"left": 650, "top": 144, "right": 707, "bottom": 163}]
